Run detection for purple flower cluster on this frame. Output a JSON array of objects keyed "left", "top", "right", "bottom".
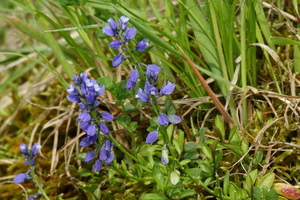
[
  {"left": 66, "top": 72, "right": 115, "bottom": 171},
  {"left": 13, "top": 143, "right": 42, "bottom": 199},
  {"left": 13, "top": 143, "right": 41, "bottom": 184},
  {"left": 103, "top": 16, "right": 149, "bottom": 67},
  {"left": 104, "top": 16, "right": 182, "bottom": 165},
  {"left": 84, "top": 140, "right": 114, "bottom": 171},
  {"left": 134, "top": 64, "right": 181, "bottom": 149}
]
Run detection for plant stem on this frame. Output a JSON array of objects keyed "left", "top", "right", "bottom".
[
  {"left": 29, "top": 169, "right": 50, "bottom": 200},
  {"left": 108, "top": 134, "right": 141, "bottom": 164}
]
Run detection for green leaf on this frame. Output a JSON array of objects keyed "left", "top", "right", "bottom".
[
  {"left": 253, "top": 151, "right": 264, "bottom": 168},
  {"left": 199, "top": 162, "right": 213, "bottom": 175},
  {"left": 117, "top": 115, "right": 131, "bottom": 127},
  {"left": 228, "top": 126, "right": 240, "bottom": 146},
  {"left": 179, "top": 159, "right": 191, "bottom": 166},
  {"left": 179, "top": 189, "right": 196, "bottom": 198},
  {"left": 223, "top": 171, "right": 230, "bottom": 196},
  {"left": 257, "top": 173, "right": 275, "bottom": 189},
  {"left": 79, "top": 184, "right": 98, "bottom": 194},
  {"left": 97, "top": 76, "right": 115, "bottom": 91},
  {"left": 152, "top": 165, "right": 165, "bottom": 191},
  {"left": 79, "top": 170, "right": 92, "bottom": 177},
  {"left": 265, "top": 189, "right": 278, "bottom": 200},
  {"left": 201, "top": 144, "right": 213, "bottom": 161},
  {"left": 183, "top": 151, "right": 199, "bottom": 160},
  {"left": 140, "top": 193, "right": 169, "bottom": 200},
  {"left": 113, "top": 80, "right": 132, "bottom": 100},
  {"left": 270, "top": 36, "right": 300, "bottom": 46},
  {"left": 253, "top": 187, "right": 261, "bottom": 200},
  {"left": 127, "top": 122, "right": 138, "bottom": 132},
  {"left": 184, "top": 142, "right": 199, "bottom": 152},
  {"left": 214, "top": 115, "right": 225, "bottom": 141}
]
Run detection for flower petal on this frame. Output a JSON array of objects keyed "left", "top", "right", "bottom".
[
  {"left": 125, "top": 27, "right": 136, "bottom": 41},
  {"left": 112, "top": 54, "right": 124, "bottom": 67},
  {"left": 136, "top": 88, "right": 149, "bottom": 102},
  {"left": 13, "top": 173, "right": 30, "bottom": 184},
  {"left": 84, "top": 151, "right": 94, "bottom": 162},
  {"left": 136, "top": 39, "right": 149, "bottom": 51},
  {"left": 20, "top": 143, "right": 29, "bottom": 155},
  {"left": 109, "top": 40, "right": 123, "bottom": 49},
  {"left": 31, "top": 143, "right": 41, "bottom": 156},
  {"left": 158, "top": 114, "right": 169, "bottom": 126},
  {"left": 168, "top": 115, "right": 181, "bottom": 124},
  {"left": 67, "top": 95, "right": 80, "bottom": 103},
  {"left": 105, "top": 151, "right": 114, "bottom": 165},
  {"left": 86, "top": 124, "right": 96, "bottom": 136},
  {"left": 160, "top": 81, "right": 175, "bottom": 95},
  {"left": 146, "top": 131, "right": 158, "bottom": 144},
  {"left": 102, "top": 112, "right": 114, "bottom": 121},
  {"left": 99, "top": 122, "right": 110, "bottom": 135},
  {"left": 93, "top": 159, "right": 102, "bottom": 172}
]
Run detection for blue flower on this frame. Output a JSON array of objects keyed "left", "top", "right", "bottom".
[
  {"left": 99, "top": 140, "right": 114, "bottom": 164},
  {"left": 145, "top": 64, "right": 161, "bottom": 84},
  {"left": 80, "top": 135, "right": 98, "bottom": 147},
  {"left": 144, "top": 81, "right": 158, "bottom": 96},
  {"left": 105, "top": 151, "right": 114, "bottom": 165},
  {"left": 168, "top": 115, "right": 182, "bottom": 124},
  {"left": 104, "top": 139, "right": 113, "bottom": 151},
  {"left": 112, "top": 53, "right": 124, "bottom": 67},
  {"left": 109, "top": 40, "right": 123, "bottom": 49},
  {"left": 124, "top": 27, "right": 136, "bottom": 42},
  {"left": 73, "top": 72, "right": 87, "bottom": 85},
  {"left": 93, "top": 159, "right": 102, "bottom": 171},
  {"left": 28, "top": 194, "right": 39, "bottom": 200},
  {"left": 66, "top": 94, "right": 81, "bottom": 103},
  {"left": 158, "top": 114, "right": 181, "bottom": 126},
  {"left": 77, "top": 112, "right": 91, "bottom": 122},
  {"left": 136, "top": 39, "right": 149, "bottom": 51},
  {"left": 126, "top": 69, "right": 139, "bottom": 90},
  {"left": 86, "top": 124, "right": 96, "bottom": 136},
  {"left": 99, "top": 146, "right": 107, "bottom": 161},
  {"left": 160, "top": 81, "right": 175, "bottom": 96},
  {"left": 101, "top": 112, "right": 115, "bottom": 121},
  {"left": 118, "top": 16, "right": 129, "bottom": 30},
  {"left": 13, "top": 172, "right": 31, "bottom": 184},
  {"left": 136, "top": 88, "right": 149, "bottom": 102},
  {"left": 158, "top": 114, "right": 169, "bottom": 126},
  {"left": 146, "top": 131, "right": 158, "bottom": 144},
  {"left": 103, "top": 18, "right": 118, "bottom": 37},
  {"left": 19, "top": 143, "right": 41, "bottom": 166},
  {"left": 20, "top": 143, "right": 29, "bottom": 155},
  {"left": 94, "top": 84, "right": 105, "bottom": 96},
  {"left": 84, "top": 151, "right": 95, "bottom": 162},
  {"left": 66, "top": 84, "right": 79, "bottom": 95},
  {"left": 99, "top": 122, "right": 110, "bottom": 135}
]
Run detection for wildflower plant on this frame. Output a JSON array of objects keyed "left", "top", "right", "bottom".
[
  {"left": 13, "top": 143, "right": 49, "bottom": 200},
  {"left": 103, "top": 16, "right": 182, "bottom": 164},
  {"left": 66, "top": 73, "right": 115, "bottom": 171}
]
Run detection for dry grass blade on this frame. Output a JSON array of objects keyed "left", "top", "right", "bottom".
[{"left": 176, "top": 44, "right": 234, "bottom": 127}]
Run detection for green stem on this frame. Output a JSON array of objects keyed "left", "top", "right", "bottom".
[
  {"left": 108, "top": 134, "right": 141, "bottom": 164},
  {"left": 29, "top": 168, "right": 50, "bottom": 200},
  {"left": 240, "top": 0, "right": 248, "bottom": 125}
]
